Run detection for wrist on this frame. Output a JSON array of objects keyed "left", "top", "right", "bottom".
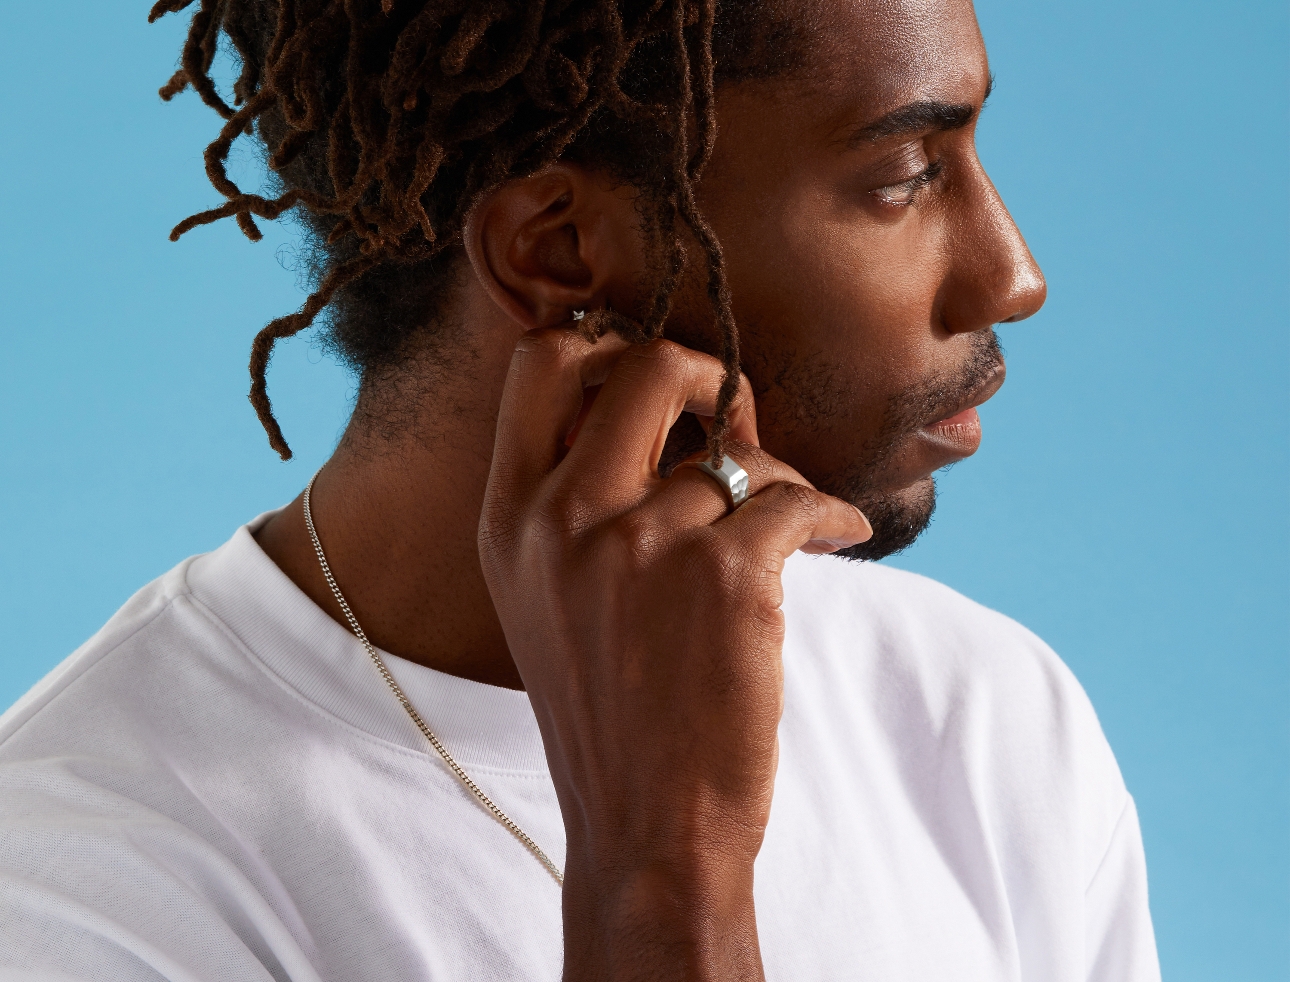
[{"left": 562, "top": 849, "right": 764, "bottom": 982}]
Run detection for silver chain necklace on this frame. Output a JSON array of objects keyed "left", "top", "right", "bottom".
[{"left": 302, "top": 471, "right": 563, "bottom": 886}]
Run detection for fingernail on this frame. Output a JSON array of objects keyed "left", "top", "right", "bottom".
[
  {"left": 802, "top": 537, "right": 860, "bottom": 554},
  {"left": 853, "top": 506, "right": 873, "bottom": 541}
]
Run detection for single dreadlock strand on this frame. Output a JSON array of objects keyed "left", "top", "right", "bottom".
[
  {"left": 264, "top": 0, "right": 299, "bottom": 69},
  {"left": 584, "top": 2, "right": 696, "bottom": 361},
  {"left": 150, "top": 2, "right": 203, "bottom": 103},
  {"left": 389, "top": 0, "right": 465, "bottom": 100},
  {"left": 158, "top": 69, "right": 190, "bottom": 101},
  {"left": 688, "top": 0, "right": 717, "bottom": 180},
  {"left": 402, "top": 137, "right": 446, "bottom": 241},
  {"left": 268, "top": 126, "right": 314, "bottom": 172},
  {"left": 223, "top": 12, "right": 260, "bottom": 103},
  {"left": 668, "top": 0, "right": 695, "bottom": 224},
  {"left": 181, "top": 1, "right": 235, "bottom": 118},
  {"left": 273, "top": 3, "right": 346, "bottom": 133},
  {"left": 325, "top": 92, "right": 359, "bottom": 195},
  {"left": 443, "top": 2, "right": 547, "bottom": 97},
  {"left": 603, "top": 0, "right": 672, "bottom": 120},
  {"left": 440, "top": 0, "right": 508, "bottom": 75},
  {"left": 148, "top": 0, "right": 197, "bottom": 25},
  {"left": 249, "top": 252, "right": 379, "bottom": 459},
  {"left": 169, "top": 187, "right": 324, "bottom": 241},
  {"left": 237, "top": 211, "right": 264, "bottom": 239},
  {"left": 202, "top": 87, "right": 275, "bottom": 202},
  {"left": 666, "top": 0, "right": 737, "bottom": 463},
  {"left": 640, "top": 203, "right": 685, "bottom": 337},
  {"left": 340, "top": 3, "right": 395, "bottom": 239},
  {"left": 198, "top": 0, "right": 229, "bottom": 76},
  {"left": 679, "top": 186, "right": 739, "bottom": 461}
]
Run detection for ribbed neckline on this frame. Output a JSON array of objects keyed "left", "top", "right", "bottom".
[{"left": 185, "top": 512, "right": 551, "bottom": 774}]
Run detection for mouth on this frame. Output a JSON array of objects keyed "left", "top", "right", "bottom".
[{"left": 917, "top": 360, "right": 1007, "bottom": 459}]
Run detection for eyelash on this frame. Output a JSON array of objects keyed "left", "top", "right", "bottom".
[{"left": 873, "top": 159, "right": 945, "bottom": 207}]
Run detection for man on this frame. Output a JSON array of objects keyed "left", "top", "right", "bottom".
[{"left": 0, "top": 0, "right": 1159, "bottom": 979}]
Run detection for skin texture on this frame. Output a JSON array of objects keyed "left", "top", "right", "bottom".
[{"left": 254, "top": 0, "right": 1046, "bottom": 977}]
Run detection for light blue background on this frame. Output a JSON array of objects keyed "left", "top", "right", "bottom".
[{"left": 1, "top": 2, "right": 1285, "bottom": 976}]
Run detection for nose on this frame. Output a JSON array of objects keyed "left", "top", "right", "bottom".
[{"left": 941, "top": 164, "right": 1047, "bottom": 333}]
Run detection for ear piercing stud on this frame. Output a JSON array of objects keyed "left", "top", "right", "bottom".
[{"left": 572, "top": 310, "right": 586, "bottom": 321}]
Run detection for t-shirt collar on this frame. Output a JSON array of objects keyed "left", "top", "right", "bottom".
[{"left": 185, "top": 512, "right": 551, "bottom": 774}]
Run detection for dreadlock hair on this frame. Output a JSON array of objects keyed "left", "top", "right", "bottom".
[{"left": 150, "top": 0, "right": 805, "bottom": 461}]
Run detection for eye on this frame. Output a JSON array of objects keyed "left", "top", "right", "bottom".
[{"left": 872, "top": 160, "right": 944, "bottom": 207}]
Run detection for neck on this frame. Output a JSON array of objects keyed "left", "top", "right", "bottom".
[{"left": 255, "top": 290, "right": 528, "bottom": 690}]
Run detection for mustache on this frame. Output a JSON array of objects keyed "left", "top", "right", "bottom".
[{"left": 889, "top": 330, "right": 1005, "bottom": 435}]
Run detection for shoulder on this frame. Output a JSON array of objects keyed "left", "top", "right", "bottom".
[
  {"left": 0, "top": 547, "right": 243, "bottom": 831},
  {"left": 0, "top": 538, "right": 315, "bottom": 979},
  {"left": 780, "top": 554, "right": 1102, "bottom": 751},
  {"left": 780, "top": 553, "right": 1129, "bottom": 873},
  {"left": 0, "top": 555, "right": 202, "bottom": 752},
  {"left": 0, "top": 516, "right": 299, "bottom": 763},
  {"left": 780, "top": 552, "right": 1071, "bottom": 694}
]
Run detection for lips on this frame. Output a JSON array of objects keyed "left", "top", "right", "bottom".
[
  {"left": 917, "top": 361, "right": 1006, "bottom": 460},
  {"left": 922, "top": 406, "right": 984, "bottom": 456}
]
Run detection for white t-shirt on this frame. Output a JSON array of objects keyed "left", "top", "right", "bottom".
[{"left": 0, "top": 513, "right": 1159, "bottom": 981}]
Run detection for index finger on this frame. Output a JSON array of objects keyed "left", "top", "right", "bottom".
[
  {"left": 490, "top": 328, "right": 632, "bottom": 496},
  {"left": 565, "top": 339, "right": 759, "bottom": 484}
]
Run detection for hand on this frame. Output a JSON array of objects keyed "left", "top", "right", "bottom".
[{"left": 478, "top": 330, "right": 872, "bottom": 981}]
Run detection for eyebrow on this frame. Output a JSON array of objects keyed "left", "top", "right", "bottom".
[{"left": 846, "top": 74, "right": 994, "bottom": 147}]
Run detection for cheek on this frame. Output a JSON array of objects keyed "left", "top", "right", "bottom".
[
  {"left": 721, "top": 176, "right": 948, "bottom": 403},
  {"left": 786, "top": 185, "right": 945, "bottom": 356}
]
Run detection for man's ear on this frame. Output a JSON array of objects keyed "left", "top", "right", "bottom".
[{"left": 462, "top": 163, "right": 645, "bottom": 331}]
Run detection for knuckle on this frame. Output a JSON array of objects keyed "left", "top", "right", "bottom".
[
  {"left": 476, "top": 517, "right": 508, "bottom": 571},
  {"left": 604, "top": 511, "right": 664, "bottom": 569},
  {"left": 724, "top": 439, "right": 768, "bottom": 474},
  {"left": 749, "top": 599, "right": 786, "bottom": 641},
  {"left": 642, "top": 337, "right": 684, "bottom": 365},
  {"left": 722, "top": 444, "right": 813, "bottom": 492},
  {"left": 632, "top": 338, "right": 688, "bottom": 380},
  {"left": 478, "top": 484, "right": 525, "bottom": 550},
  {"left": 535, "top": 487, "right": 596, "bottom": 539},
  {"left": 769, "top": 480, "right": 819, "bottom": 513},
  {"left": 477, "top": 503, "right": 511, "bottom": 548},
  {"left": 751, "top": 565, "right": 786, "bottom": 628}
]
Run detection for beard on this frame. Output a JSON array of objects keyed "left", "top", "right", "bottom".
[
  {"left": 817, "top": 329, "right": 1004, "bottom": 561},
  {"left": 831, "top": 477, "right": 938, "bottom": 561}
]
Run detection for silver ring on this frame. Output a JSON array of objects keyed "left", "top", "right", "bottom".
[{"left": 680, "top": 454, "right": 750, "bottom": 509}]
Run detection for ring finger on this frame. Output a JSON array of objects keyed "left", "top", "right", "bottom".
[{"left": 645, "top": 439, "right": 817, "bottom": 528}]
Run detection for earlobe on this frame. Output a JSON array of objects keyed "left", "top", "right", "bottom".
[{"left": 462, "top": 164, "right": 644, "bottom": 332}]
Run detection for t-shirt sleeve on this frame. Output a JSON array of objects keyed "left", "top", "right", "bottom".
[
  {"left": 0, "top": 757, "right": 321, "bottom": 982},
  {"left": 1084, "top": 795, "right": 1161, "bottom": 982}
]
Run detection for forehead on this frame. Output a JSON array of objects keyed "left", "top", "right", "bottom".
[{"left": 802, "top": 0, "right": 988, "bottom": 107}]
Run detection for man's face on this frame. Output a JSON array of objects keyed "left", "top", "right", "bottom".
[{"left": 669, "top": 0, "right": 1046, "bottom": 558}]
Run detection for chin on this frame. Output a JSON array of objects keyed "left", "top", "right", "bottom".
[{"left": 831, "top": 476, "right": 937, "bottom": 562}]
